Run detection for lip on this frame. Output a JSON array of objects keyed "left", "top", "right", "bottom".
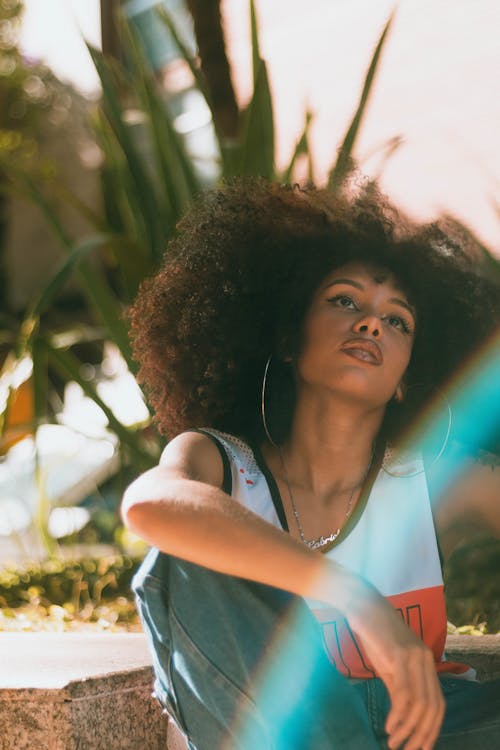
[{"left": 340, "top": 337, "right": 383, "bottom": 366}]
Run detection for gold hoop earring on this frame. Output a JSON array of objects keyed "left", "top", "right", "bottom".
[
  {"left": 261, "top": 354, "right": 278, "bottom": 447},
  {"left": 382, "top": 388, "right": 452, "bottom": 477}
]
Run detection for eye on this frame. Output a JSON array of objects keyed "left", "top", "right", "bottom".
[
  {"left": 329, "top": 294, "right": 358, "bottom": 310},
  {"left": 385, "top": 315, "right": 412, "bottom": 334}
]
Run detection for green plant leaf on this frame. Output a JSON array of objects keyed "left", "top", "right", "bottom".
[
  {"left": 104, "top": 236, "right": 154, "bottom": 302},
  {"left": 31, "top": 337, "right": 48, "bottom": 429},
  {"left": 360, "top": 134, "right": 403, "bottom": 181},
  {"left": 155, "top": 5, "right": 238, "bottom": 174},
  {"left": 240, "top": 59, "right": 275, "bottom": 178},
  {"left": 4, "top": 133, "right": 135, "bottom": 373},
  {"left": 33, "top": 465, "right": 58, "bottom": 557},
  {"left": 28, "top": 234, "right": 113, "bottom": 321},
  {"left": 92, "top": 111, "right": 152, "bottom": 254},
  {"left": 2, "top": 164, "right": 72, "bottom": 249},
  {"left": 237, "top": 0, "right": 275, "bottom": 178},
  {"left": 250, "top": 0, "right": 262, "bottom": 86},
  {"left": 50, "top": 180, "right": 106, "bottom": 232},
  {"left": 87, "top": 43, "right": 163, "bottom": 258},
  {"left": 76, "top": 262, "right": 134, "bottom": 373},
  {"left": 328, "top": 12, "right": 395, "bottom": 192},
  {"left": 281, "top": 110, "right": 314, "bottom": 184},
  {"left": 156, "top": 6, "right": 212, "bottom": 109},
  {"left": 14, "top": 216, "right": 133, "bottom": 373},
  {"left": 122, "top": 22, "right": 200, "bottom": 234},
  {"left": 41, "top": 338, "right": 156, "bottom": 471},
  {"left": 48, "top": 325, "right": 105, "bottom": 350}
]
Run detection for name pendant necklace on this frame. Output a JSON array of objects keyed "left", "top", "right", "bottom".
[{"left": 278, "top": 447, "right": 372, "bottom": 552}]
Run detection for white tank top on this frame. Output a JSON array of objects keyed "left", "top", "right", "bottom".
[{"left": 199, "top": 429, "right": 472, "bottom": 680}]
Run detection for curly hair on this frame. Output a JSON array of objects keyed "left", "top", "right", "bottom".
[{"left": 128, "top": 178, "right": 499, "bottom": 447}]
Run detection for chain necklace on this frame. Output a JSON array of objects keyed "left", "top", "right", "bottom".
[{"left": 278, "top": 447, "right": 372, "bottom": 552}]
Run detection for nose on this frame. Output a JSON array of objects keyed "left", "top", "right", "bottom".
[{"left": 352, "top": 314, "right": 382, "bottom": 338}]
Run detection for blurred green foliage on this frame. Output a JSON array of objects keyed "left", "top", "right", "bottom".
[
  {"left": 444, "top": 537, "right": 500, "bottom": 634},
  {"left": 0, "top": 554, "right": 142, "bottom": 631},
  {"left": 0, "top": 553, "right": 137, "bottom": 607},
  {"left": 0, "top": 0, "right": 89, "bottom": 212}
]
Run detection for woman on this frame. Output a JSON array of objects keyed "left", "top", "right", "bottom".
[{"left": 122, "top": 180, "right": 500, "bottom": 750}]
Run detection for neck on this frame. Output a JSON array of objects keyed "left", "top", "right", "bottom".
[{"left": 269, "top": 387, "right": 384, "bottom": 496}]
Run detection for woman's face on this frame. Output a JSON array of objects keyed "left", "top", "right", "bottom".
[{"left": 295, "top": 261, "right": 416, "bottom": 409}]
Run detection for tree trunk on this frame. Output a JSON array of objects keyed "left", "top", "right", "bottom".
[{"left": 185, "top": 0, "right": 240, "bottom": 139}]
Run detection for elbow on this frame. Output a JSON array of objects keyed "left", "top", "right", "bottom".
[
  {"left": 120, "top": 469, "right": 187, "bottom": 540},
  {"left": 120, "top": 471, "right": 169, "bottom": 535},
  {"left": 120, "top": 471, "right": 203, "bottom": 552},
  {"left": 121, "top": 493, "right": 173, "bottom": 543},
  {"left": 121, "top": 489, "right": 150, "bottom": 536}
]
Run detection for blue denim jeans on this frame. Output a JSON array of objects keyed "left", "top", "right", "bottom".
[{"left": 133, "top": 548, "right": 500, "bottom": 750}]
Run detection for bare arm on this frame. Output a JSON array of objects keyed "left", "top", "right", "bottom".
[
  {"left": 123, "top": 431, "right": 444, "bottom": 750},
  {"left": 123, "top": 432, "right": 353, "bottom": 606}
]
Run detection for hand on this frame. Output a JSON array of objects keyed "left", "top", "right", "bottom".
[{"left": 345, "top": 577, "right": 445, "bottom": 750}]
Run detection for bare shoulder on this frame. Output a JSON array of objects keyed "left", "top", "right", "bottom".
[
  {"left": 121, "top": 431, "right": 225, "bottom": 524},
  {"left": 159, "top": 430, "right": 225, "bottom": 489},
  {"left": 427, "top": 442, "right": 500, "bottom": 547}
]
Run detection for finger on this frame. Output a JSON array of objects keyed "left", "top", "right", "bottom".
[
  {"left": 406, "top": 666, "right": 445, "bottom": 750},
  {"left": 386, "top": 651, "right": 430, "bottom": 749},
  {"left": 401, "top": 655, "right": 444, "bottom": 750},
  {"left": 384, "top": 667, "right": 412, "bottom": 743}
]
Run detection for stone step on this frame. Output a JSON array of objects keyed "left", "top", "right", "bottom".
[
  {"left": 444, "top": 633, "right": 500, "bottom": 682},
  {"left": 0, "top": 633, "right": 169, "bottom": 750},
  {"left": 0, "top": 633, "right": 498, "bottom": 749}
]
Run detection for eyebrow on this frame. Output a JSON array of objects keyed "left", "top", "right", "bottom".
[{"left": 323, "top": 278, "right": 416, "bottom": 318}]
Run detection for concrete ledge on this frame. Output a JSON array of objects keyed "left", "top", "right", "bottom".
[
  {"left": 0, "top": 633, "right": 499, "bottom": 749},
  {"left": 445, "top": 634, "right": 500, "bottom": 681},
  {"left": 0, "top": 633, "right": 168, "bottom": 750}
]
